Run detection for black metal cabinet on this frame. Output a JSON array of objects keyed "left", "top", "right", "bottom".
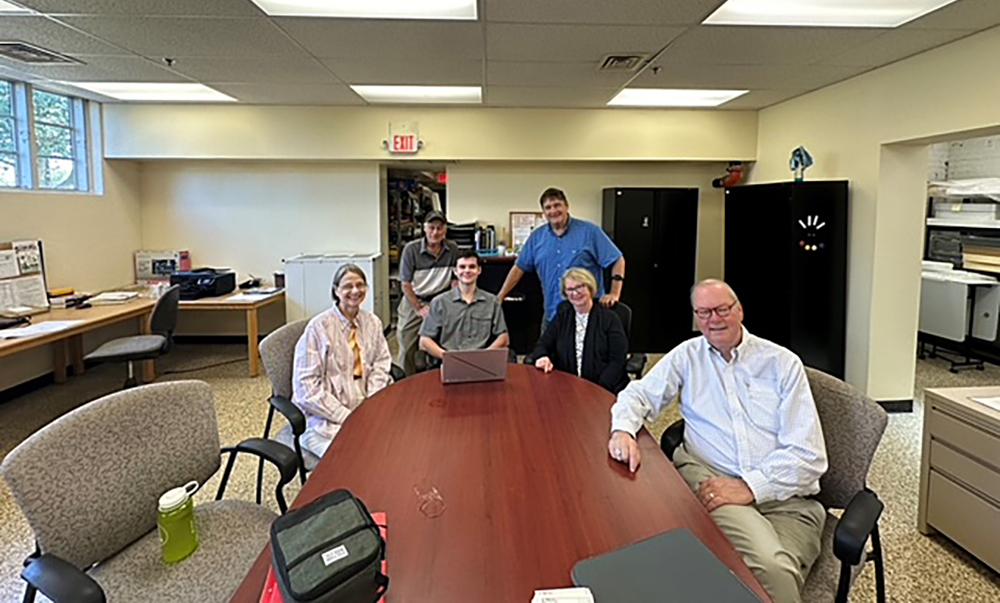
[
  {"left": 724, "top": 181, "right": 848, "bottom": 378},
  {"left": 603, "top": 187, "right": 699, "bottom": 352}
]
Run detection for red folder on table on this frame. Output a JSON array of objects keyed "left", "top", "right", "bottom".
[{"left": 260, "top": 512, "right": 388, "bottom": 603}]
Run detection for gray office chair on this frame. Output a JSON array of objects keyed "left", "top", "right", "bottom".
[
  {"left": 257, "top": 320, "right": 407, "bottom": 503},
  {"left": 658, "top": 367, "right": 888, "bottom": 603},
  {"left": 84, "top": 285, "right": 181, "bottom": 389},
  {"left": 1, "top": 380, "right": 297, "bottom": 603},
  {"left": 609, "top": 301, "right": 648, "bottom": 379}
]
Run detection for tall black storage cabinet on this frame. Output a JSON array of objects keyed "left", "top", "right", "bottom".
[
  {"left": 603, "top": 188, "right": 699, "bottom": 353},
  {"left": 724, "top": 181, "right": 848, "bottom": 378}
]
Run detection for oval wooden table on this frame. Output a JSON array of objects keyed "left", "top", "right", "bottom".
[{"left": 231, "top": 365, "right": 769, "bottom": 602}]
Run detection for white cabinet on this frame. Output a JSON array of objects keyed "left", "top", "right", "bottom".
[{"left": 284, "top": 254, "right": 384, "bottom": 325}]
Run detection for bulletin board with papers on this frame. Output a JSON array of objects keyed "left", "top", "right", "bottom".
[
  {"left": 510, "top": 211, "right": 547, "bottom": 253},
  {"left": 0, "top": 240, "right": 50, "bottom": 313}
]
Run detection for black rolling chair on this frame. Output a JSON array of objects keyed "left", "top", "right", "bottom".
[
  {"left": 609, "top": 302, "right": 647, "bottom": 379},
  {"left": 84, "top": 285, "right": 180, "bottom": 389},
  {"left": 658, "top": 368, "right": 888, "bottom": 603}
]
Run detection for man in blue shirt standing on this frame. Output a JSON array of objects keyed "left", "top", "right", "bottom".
[{"left": 498, "top": 187, "right": 625, "bottom": 325}]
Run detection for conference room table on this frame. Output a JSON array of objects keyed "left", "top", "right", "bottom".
[{"left": 231, "top": 365, "right": 769, "bottom": 602}]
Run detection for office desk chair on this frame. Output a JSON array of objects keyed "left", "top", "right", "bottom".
[
  {"left": 609, "top": 302, "right": 647, "bottom": 379},
  {"left": 658, "top": 367, "right": 887, "bottom": 603},
  {"left": 257, "top": 320, "right": 407, "bottom": 504},
  {"left": 1, "top": 381, "right": 296, "bottom": 603},
  {"left": 84, "top": 285, "right": 180, "bottom": 389}
]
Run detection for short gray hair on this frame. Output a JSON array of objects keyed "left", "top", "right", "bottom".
[
  {"left": 690, "top": 278, "right": 739, "bottom": 307},
  {"left": 331, "top": 263, "right": 367, "bottom": 303}
]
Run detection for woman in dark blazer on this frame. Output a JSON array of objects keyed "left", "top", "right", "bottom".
[{"left": 531, "top": 267, "right": 629, "bottom": 394}]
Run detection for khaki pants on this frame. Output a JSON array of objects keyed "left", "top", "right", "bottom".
[
  {"left": 396, "top": 299, "right": 427, "bottom": 376},
  {"left": 673, "top": 444, "right": 825, "bottom": 603}
]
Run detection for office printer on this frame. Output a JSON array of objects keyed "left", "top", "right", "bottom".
[{"left": 170, "top": 268, "right": 237, "bottom": 300}]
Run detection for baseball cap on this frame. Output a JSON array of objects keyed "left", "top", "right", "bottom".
[{"left": 424, "top": 211, "right": 447, "bottom": 224}]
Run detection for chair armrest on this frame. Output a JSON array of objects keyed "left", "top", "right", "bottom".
[
  {"left": 834, "top": 489, "right": 883, "bottom": 566},
  {"left": 390, "top": 364, "right": 406, "bottom": 382},
  {"left": 22, "top": 554, "right": 105, "bottom": 603},
  {"left": 659, "top": 419, "right": 685, "bottom": 461},
  {"left": 219, "top": 438, "right": 299, "bottom": 513},
  {"left": 626, "top": 352, "right": 647, "bottom": 377},
  {"left": 268, "top": 395, "right": 305, "bottom": 436}
]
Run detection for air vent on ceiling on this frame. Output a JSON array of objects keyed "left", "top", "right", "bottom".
[
  {"left": 598, "top": 54, "right": 647, "bottom": 72},
  {"left": 0, "top": 42, "right": 81, "bottom": 65}
]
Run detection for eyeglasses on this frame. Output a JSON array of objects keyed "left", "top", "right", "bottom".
[
  {"left": 693, "top": 300, "right": 738, "bottom": 319},
  {"left": 565, "top": 284, "right": 589, "bottom": 295}
]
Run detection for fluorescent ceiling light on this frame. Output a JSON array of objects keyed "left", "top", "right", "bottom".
[
  {"left": 351, "top": 85, "right": 481, "bottom": 104},
  {"left": 608, "top": 89, "right": 748, "bottom": 108},
  {"left": 249, "top": 0, "right": 476, "bottom": 20},
  {"left": 67, "top": 82, "right": 237, "bottom": 102},
  {"left": 703, "top": 0, "right": 961, "bottom": 28}
]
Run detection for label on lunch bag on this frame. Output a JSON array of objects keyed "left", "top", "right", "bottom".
[{"left": 321, "top": 545, "right": 349, "bottom": 566}]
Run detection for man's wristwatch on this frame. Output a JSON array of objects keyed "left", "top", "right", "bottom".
[{"left": 610, "top": 274, "right": 624, "bottom": 282}]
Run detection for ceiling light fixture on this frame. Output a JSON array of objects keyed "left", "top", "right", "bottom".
[
  {"left": 351, "top": 85, "right": 481, "bottom": 104},
  {"left": 703, "top": 0, "right": 961, "bottom": 28},
  {"left": 66, "top": 82, "right": 237, "bottom": 102},
  {"left": 0, "top": 1, "right": 31, "bottom": 12},
  {"left": 607, "top": 88, "right": 748, "bottom": 108},
  {"left": 249, "top": 0, "right": 477, "bottom": 20}
]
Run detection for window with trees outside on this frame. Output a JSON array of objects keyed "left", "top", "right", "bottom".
[{"left": 0, "top": 78, "right": 96, "bottom": 192}]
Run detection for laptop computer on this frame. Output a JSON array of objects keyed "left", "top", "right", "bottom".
[
  {"left": 440, "top": 348, "right": 508, "bottom": 384},
  {"left": 571, "top": 528, "right": 761, "bottom": 602}
]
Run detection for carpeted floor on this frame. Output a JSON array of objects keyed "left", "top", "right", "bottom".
[{"left": 1, "top": 344, "right": 999, "bottom": 602}]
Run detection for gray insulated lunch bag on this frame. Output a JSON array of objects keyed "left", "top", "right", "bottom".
[{"left": 270, "top": 489, "right": 388, "bottom": 603}]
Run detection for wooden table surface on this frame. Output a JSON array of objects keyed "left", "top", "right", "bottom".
[
  {"left": 231, "top": 365, "right": 768, "bottom": 602},
  {"left": 179, "top": 290, "right": 284, "bottom": 377},
  {"left": 0, "top": 299, "right": 155, "bottom": 358}
]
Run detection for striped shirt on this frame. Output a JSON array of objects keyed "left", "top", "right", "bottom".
[
  {"left": 292, "top": 304, "right": 392, "bottom": 441},
  {"left": 399, "top": 238, "right": 458, "bottom": 299},
  {"left": 611, "top": 328, "right": 827, "bottom": 503}
]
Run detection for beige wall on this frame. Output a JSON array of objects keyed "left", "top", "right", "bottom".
[
  {"left": 0, "top": 159, "right": 143, "bottom": 390},
  {"left": 754, "top": 26, "right": 1000, "bottom": 400},
  {"left": 447, "top": 161, "right": 729, "bottom": 282},
  {"left": 104, "top": 105, "right": 758, "bottom": 163},
  {"left": 139, "top": 160, "right": 382, "bottom": 335}
]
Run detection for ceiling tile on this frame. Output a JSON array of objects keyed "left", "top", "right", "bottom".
[
  {"left": 207, "top": 82, "right": 365, "bottom": 105},
  {"left": 485, "top": 0, "right": 726, "bottom": 25},
  {"left": 715, "top": 89, "right": 806, "bottom": 110},
  {"left": 321, "top": 58, "right": 482, "bottom": 86},
  {"left": 819, "top": 28, "right": 973, "bottom": 67},
  {"left": 0, "top": 54, "right": 188, "bottom": 82},
  {"left": 485, "top": 86, "right": 619, "bottom": 107},
  {"left": 906, "top": 0, "right": 1000, "bottom": 30},
  {"left": 15, "top": 0, "right": 265, "bottom": 17},
  {"left": 631, "top": 62, "right": 798, "bottom": 89},
  {"left": 275, "top": 18, "right": 484, "bottom": 60},
  {"left": 660, "top": 26, "right": 882, "bottom": 66},
  {"left": 169, "top": 56, "right": 338, "bottom": 84},
  {"left": 487, "top": 23, "right": 685, "bottom": 62},
  {"left": 0, "top": 15, "right": 131, "bottom": 55},
  {"left": 58, "top": 16, "right": 304, "bottom": 57},
  {"left": 487, "top": 61, "right": 632, "bottom": 88}
]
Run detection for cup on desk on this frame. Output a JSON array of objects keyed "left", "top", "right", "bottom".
[
  {"left": 414, "top": 480, "right": 445, "bottom": 518},
  {"left": 148, "top": 282, "right": 169, "bottom": 299}
]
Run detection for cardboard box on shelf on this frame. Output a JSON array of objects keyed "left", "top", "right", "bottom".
[{"left": 135, "top": 250, "right": 190, "bottom": 282}]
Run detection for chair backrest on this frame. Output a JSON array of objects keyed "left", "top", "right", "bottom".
[
  {"left": 805, "top": 367, "right": 888, "bottom": 509},
  {"left": 150, "top": 284, "right": 181, "bottom": 335},
  {"left": 0, "top": 380, "right": 221, "bottom": 569},
  {"left": 610, "top": 301, "right": 633, "bottom": 341},
  {"left": 259, "top": 320, "right": 309, "bottom": 399}
]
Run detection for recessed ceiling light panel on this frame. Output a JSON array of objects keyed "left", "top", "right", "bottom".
[
  {"left": 0, "top": 1, "right": 32, "bottom": 13},
  {"left": 67, "top": 82, "right": 237, "bottom": 102},
  {"left": 703, "top": 0, "right": 961, "bottom": 28},
  {"left": 249, "top": 0, "right": 477, "bottom": 20},
  {"left": 608, "top": 88, "right": 748, "bottom": 108},
  {"left": 351, "top": 85, "right": 481, "bottom": 104}
]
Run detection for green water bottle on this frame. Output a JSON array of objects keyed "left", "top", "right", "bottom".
[{"left": 157, "top": 480, "right": 200, "bottom": 563}]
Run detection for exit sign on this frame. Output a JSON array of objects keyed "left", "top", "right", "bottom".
[{"left": 388, "top": 121, "right": 420, "bottom": 154}]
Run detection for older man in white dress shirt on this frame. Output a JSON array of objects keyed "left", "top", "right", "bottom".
[{"left": 608, "top": 279, "right": 827, "bottom": 603}]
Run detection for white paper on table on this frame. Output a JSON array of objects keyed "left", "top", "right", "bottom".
[
  {"left": 0, "top": 250, "right": 19, "bottom": 279},
  {"left": 0, "top": 320, "right": 84, "bottom": 338},
  {"left": 11, "top": 274, "right": 48, "bottom": 308},
  {"left": 969, "top": 396, "right": 1000, "bottom": 413},
  {"left": 13, "top": 240, "right": 42, "bottom": 275},
  {"left": 531, "top": 587, "right": 594, "bottom": 603},
  {"left": 226, "top": 292, "right": 270, "bottom": 302}
]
